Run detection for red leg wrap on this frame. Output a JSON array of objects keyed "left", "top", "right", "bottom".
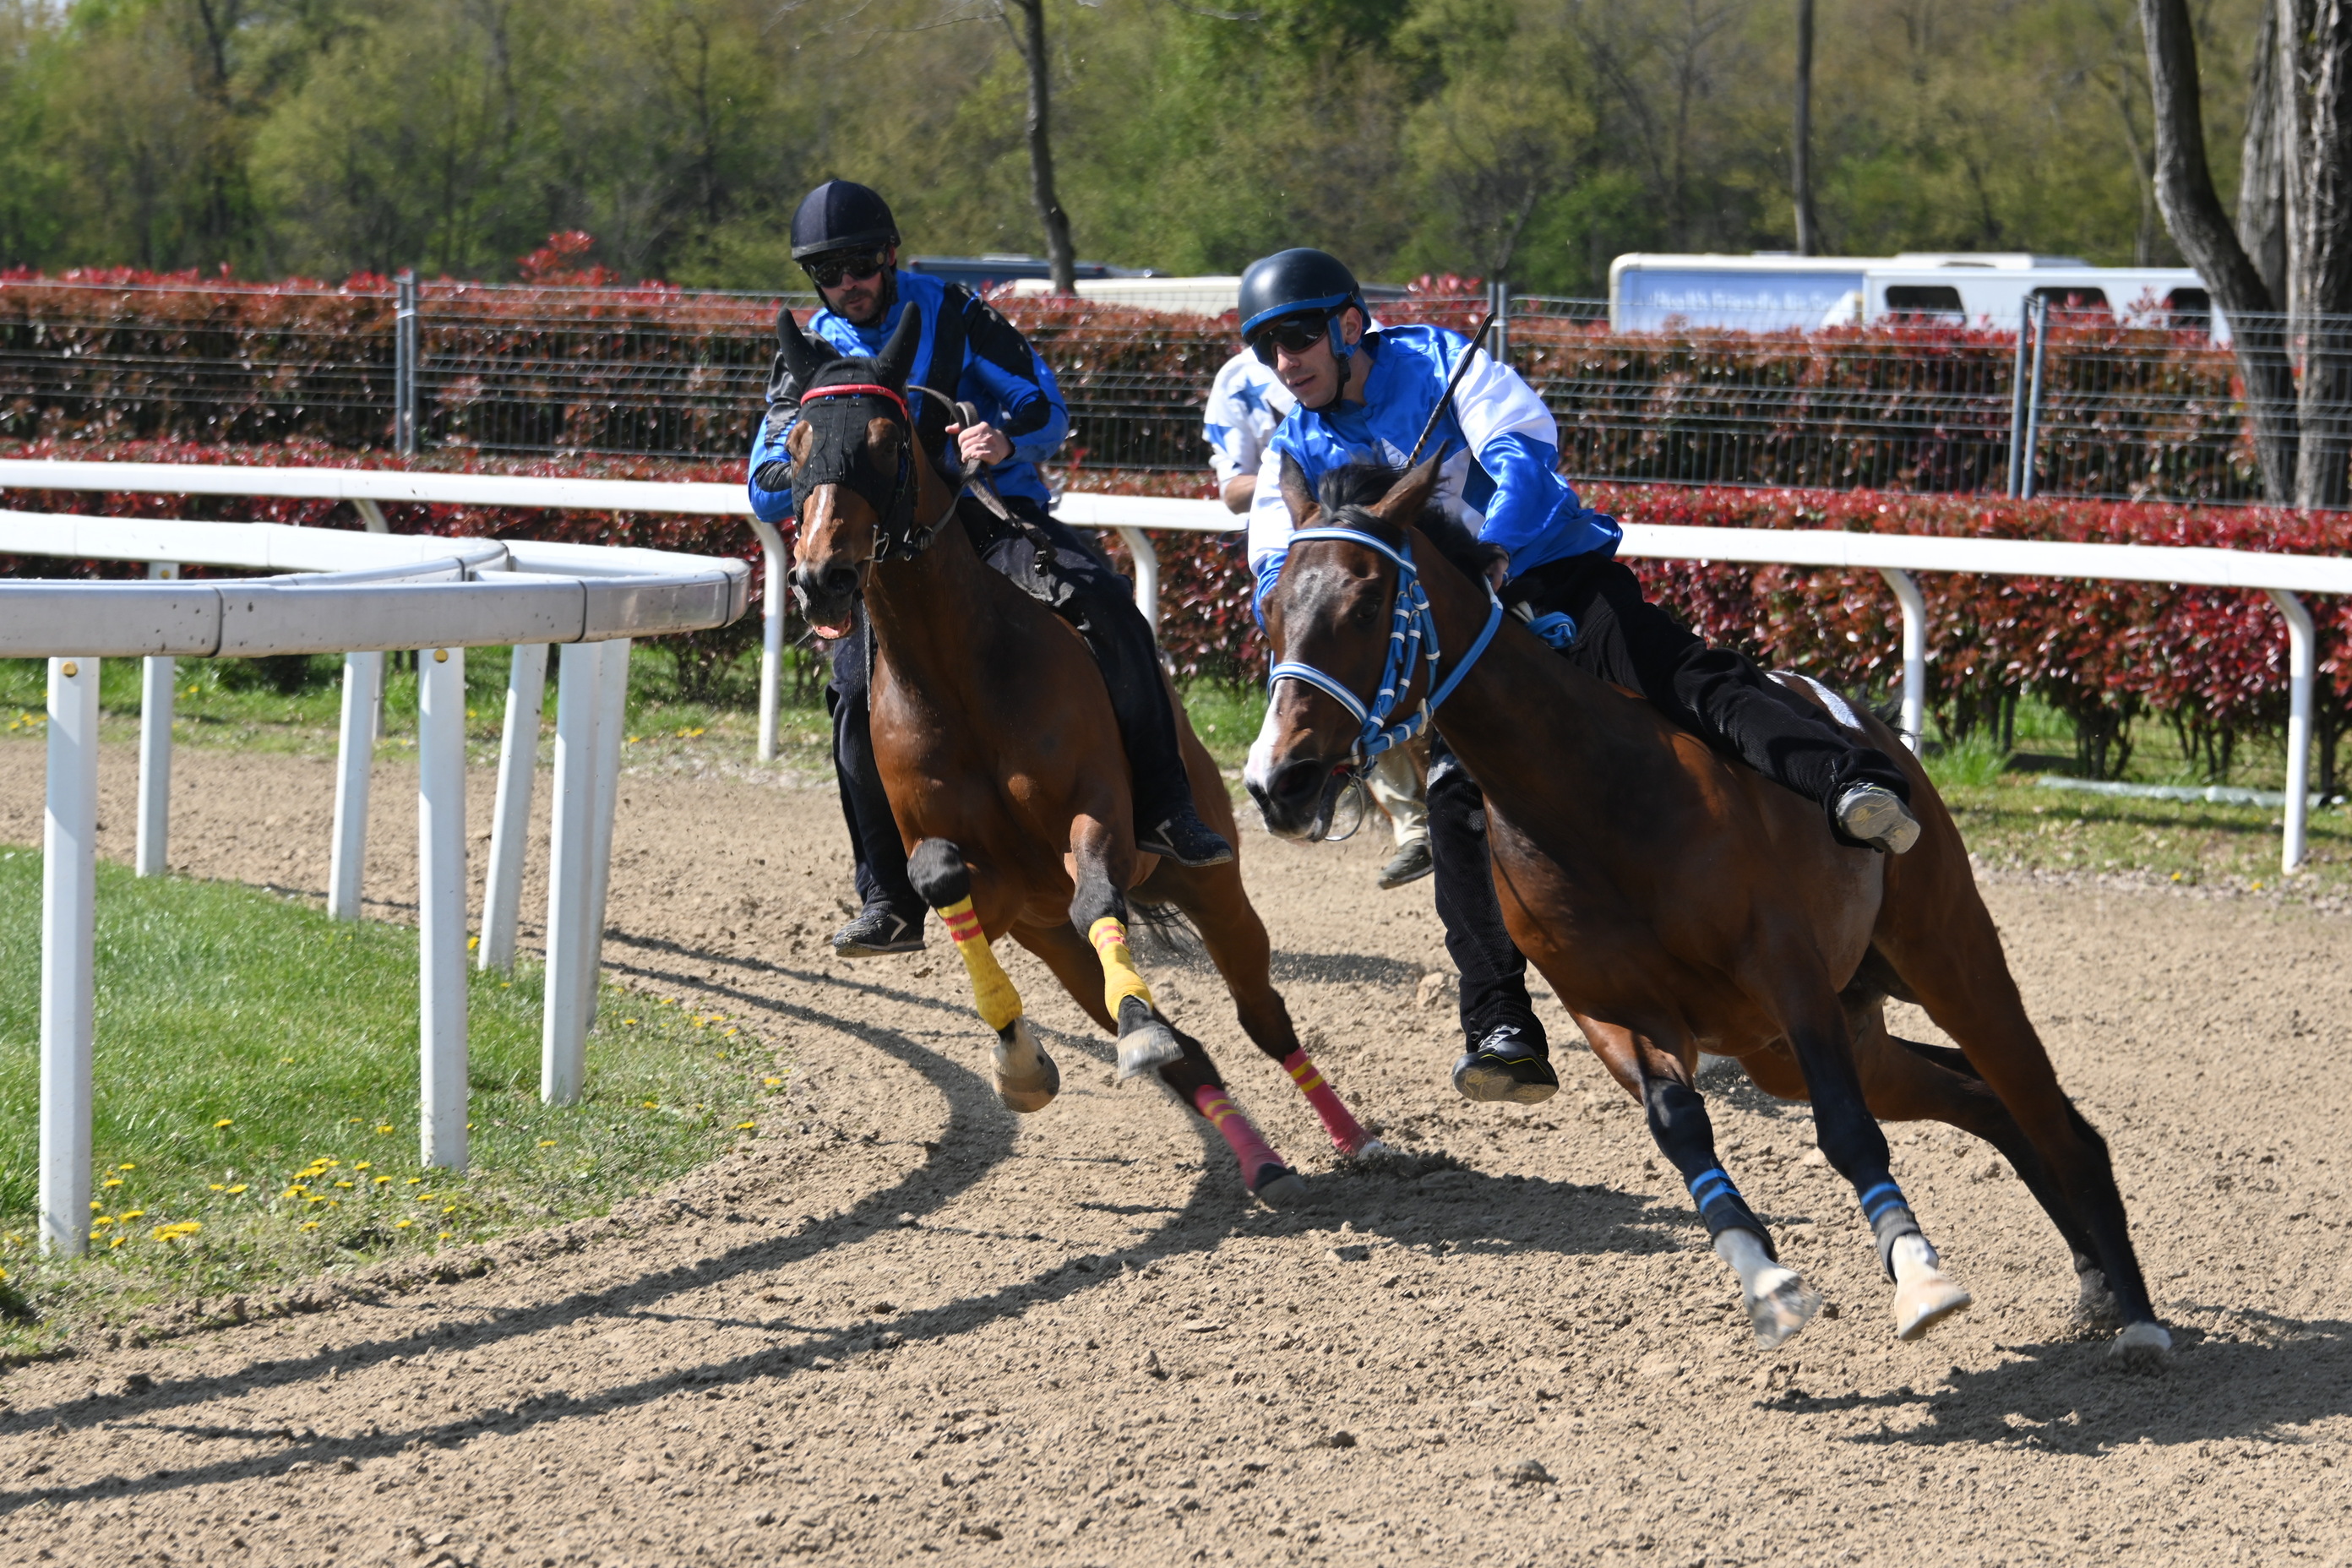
[
  {"left": 1282, "top": 1048, "right": 1373, "bottom": 1156},
  {"left": 1190, "top": 1084, "right": 1284, "bottom": 1189}
]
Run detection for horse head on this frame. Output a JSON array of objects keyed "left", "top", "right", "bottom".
[
  {"left": 779, "top": 305, "right": 940, "bottom": 636},
  {"left": 1244, "top": 457, "right": 1445, "bottom": 840}
]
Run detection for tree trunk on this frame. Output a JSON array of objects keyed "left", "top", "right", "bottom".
[
  {"left": 1794, "top": 0, "right": 1818, "bottom": 254},
  {"left": 2242, "top": 1, "right": 2289, "bottom": 302},
  {"left": 1007, "top": 0, "right": 1077, "bottom": 294},
  {"left": 2291, "top": 0, "right": 2352, "bottom": 508},
  {"left": 2139, "top": 0, "right": 2300, "bottom": 500}
]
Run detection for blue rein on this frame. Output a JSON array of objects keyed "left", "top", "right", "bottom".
[{"left": 1267, "top": 526, "right": 1505, "bottom": 766}]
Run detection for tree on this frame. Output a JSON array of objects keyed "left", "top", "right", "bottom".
[
  {"left": 1002, "top": 0, "right": 1077, "bottom": 291},
  {"left": 1793, "top": 0, "right": 1817, "bottom": 254},
  {"left": 2139, "top": 0, "right": 2352, "bottom": 506}
]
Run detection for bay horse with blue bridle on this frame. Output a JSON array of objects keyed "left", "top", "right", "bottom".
[
  {"left": 776, "top": 305, "right": 1380, "bottom": 1206},
  {"left": 1249, "top": 460, "right": 2171, "bottom": 1364}
]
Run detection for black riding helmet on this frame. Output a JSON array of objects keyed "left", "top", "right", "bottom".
[
  {"left": 791, "top": 180, "right": 901, "bottom": 262},
  {"left": 1238, "top": 248, "right": 1369, "bottom": 371}
]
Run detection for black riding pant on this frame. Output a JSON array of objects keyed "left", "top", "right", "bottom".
[
  {"left": 827, "top": 494, "right": 1200, "bottom": 917},
  {"left": 1430, "top": 551, "right": 1912, "bottom": 1053}
]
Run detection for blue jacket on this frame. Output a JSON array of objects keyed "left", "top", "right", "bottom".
[
  {"left": 1245, "top": 325, "right": 1620, "bottom": 607},
  {"left": 749, "top": 270, "right": 1070, "bottom": 519}
]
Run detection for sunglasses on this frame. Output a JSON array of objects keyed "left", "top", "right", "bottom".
[
  {"left": 1247, "top": 311, "right": 1333, "bottom": 366},
  {"left": 805, "top": 250, "right": 889, "bottom": 289}
]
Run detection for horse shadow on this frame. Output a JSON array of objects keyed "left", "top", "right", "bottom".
[{"left": 1773, "top": 1305, "right": 2352, "bottom": 1450}]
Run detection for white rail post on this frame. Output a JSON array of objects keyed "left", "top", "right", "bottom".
[
  {"left": 417, "top": 645, "right": 469, "bottom": 1172},
  {"left": 542, "top": 640, "right": 605, "bottom": 1104},
  {"left": 328, "top": 650, "right": 384, "bottom": 921},
  {"left": 752, "top": 518, "right": 787, "bottom": 762},
  {"left": 575, "top": 639, "right": 632, "bottom": 1034},
  {"left": 2268, "top": 589, "right": 2315, "bottom": 874},
  {"left": 1113, "top": 524, "right": 1162, "bottom": 632},
  {"left": 136, "top": 563, "right": 179, "bottom": 877},
  {"left": 479, "top": 644, "right": 548, "bottom": 971},
  {"left": 2019, "top": 295, "right": 2050, "bottom": 502},
  {"left": 1878, "top": 569, "right": 1928, "bottom": 752},
  {"left": 40, "top": 656, "right": 99, "bottom": 1258}
]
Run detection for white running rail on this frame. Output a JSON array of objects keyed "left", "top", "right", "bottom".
[{"left": 0, "top": 503, "right": 747, "bottom": 1258}]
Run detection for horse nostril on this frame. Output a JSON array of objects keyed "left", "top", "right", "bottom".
[
  {"left": 820, "top": 565, "right": 859, "bottom": 600},
  {"left": 1267, "top": 759, "right": 1329, "bottom": 809}
]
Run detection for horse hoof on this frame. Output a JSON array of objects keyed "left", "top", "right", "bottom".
[
  {"left": 2108, "top": 1320, "right": 2175, "bottom": 1370},
  {"left": 1115, "top": 1017, "right": 1184, "bottom": 1079},
  {"left": 1343, "top": 1139, "right": 1395, "bottom": 1162},
  {"left": 1746, "top": 1274, "right": 1823, "bottom": 1349},
  {"left": 993, "top": 1023, "right": 1059, "bottom": 1114},
  {"left": 1251, "top": 1167, "right": 1309, "bottom": 1209},
  {"left": 2074, "top": 1268, "right": 2123, "bottom": 1328},
  {"left": 1892, "top": 1273, "right": 1974, "bottom": 1341}
]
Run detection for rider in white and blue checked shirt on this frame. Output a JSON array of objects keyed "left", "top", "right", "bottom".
[{"left": 1237, "top": 248, "right": 1922, "bottom": 1107}]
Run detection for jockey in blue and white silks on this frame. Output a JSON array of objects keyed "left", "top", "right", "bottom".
[
  {"left": 1244, "top": 323, "right": 1621, "bottom": 617},
  {"left": 1203, "top": 348, "right": 1294, "bottom": 498}
]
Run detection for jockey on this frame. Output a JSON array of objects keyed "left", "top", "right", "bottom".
[
  {"left": 751, "top": 180, "right": 1233, "bottom": 959},
  {"left": 1239, "top": 248, "right": 1919, "bottom": 1106},
  {"left": 1206, "top": 344, "right": 1433, "bottom": 890}
]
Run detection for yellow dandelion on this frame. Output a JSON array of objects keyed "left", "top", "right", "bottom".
[
  {"left": 763, "top": 1076, "right": 782, "bottom": 1087},
  {"left": 467, "top": 936, "right": 480, "bottom": 951},
  {"left": 117, "top": 1163, "right": 135, "bottom": 1172},
  {"left": 354, "top": 1162, "right": 371, "bottom": 1171},
  {"left": 395, "top": 1219, "right": 414, "bottom": 1230},
  {"left": 307, "top": 1195, "right": 326, "bottom": 1206},
  {"left": 109, "top": 1236, "right": 124, "bottom": 1250},
  {"left": 623, "top": 1018, "right": 638, "bottom": 1026},
  {"left": 375, "top": 1124, "right": 394, "bottom": 1135},
  {"left": 537, "top": 1140, "right": 557, "bottom": 1148},
  {"left": 210, "top": 1184, "right": 225, "bottom": 1191},
  {"left": 301, "top": 1221, "right": 320, "bottom": 1231},
  {"left": 89, "top": 1200, "right": 101, "bottom": 1211},
  {"left": 442, "top": 1205, "right": 456, "bottom": 1215},
  {"left": 214, "top": 1119, "right": 232, "bottom": 1129},
  {"left": 91, "top": 1217, "right": 114, "bottom": 1228},
  {"left": 373, "top": 1176, "right": 391, "bottom": 1185},
  {"left": 226, "top": 1184, "right": 248, "bottom": 1195},
  {"left": 736, "top": 1122, "right": 756, "bottom": 1132},
  {"left": 102, "top": 1179, "right": 122, "bottom": 1189},
  {"left": 406, "top": 1176, "right": 423, "bottom": 1185},
  {"left": 280, "top": 1058, "right": 295, "bottom": 1065},
  {"left": 120, "top": 1211, "right": 143, "bottom": 1221},
  {"left": 642, "top": 1100, "right": 658, "bottom": 1109},
  {"left": 438, "top": 1232, "right": 453, "bottom": 1240},
  {"left": 335, "top": 1181, "right": 354, "bottom": 1190}
]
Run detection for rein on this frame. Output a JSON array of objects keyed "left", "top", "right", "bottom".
[{"left": 1267, "top": 525, "right": 1505, "bottom": 766}]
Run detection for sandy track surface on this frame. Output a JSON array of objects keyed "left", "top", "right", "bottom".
[{"left": 0, "top": 743, "right": 2347, "bottom": 1567}]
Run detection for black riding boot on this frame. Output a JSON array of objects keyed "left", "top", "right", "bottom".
[
  {"left": 1427, "top": 742, "right": 1558, "bottom": 1104},
  {"left": 978, "top": 501, "right": 1233, "bottom": 867},
  {"left": 825, "top": 607, "right": 926, "bottom": 956}
]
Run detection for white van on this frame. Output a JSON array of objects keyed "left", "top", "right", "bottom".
[{"left": 1607, "top": 253, "right": 2223, "bottom": 339}]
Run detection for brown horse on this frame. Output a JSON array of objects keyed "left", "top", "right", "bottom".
[
  {"left": 776, "top": 306, "right": 1379, "bottom": 1206},
  {"left": 1248, "top": 460, "right": 2170, "bottom": 1364}
]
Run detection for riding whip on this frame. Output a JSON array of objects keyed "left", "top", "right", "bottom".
[{"left": 1402, "top": 309, "right": 1498, "bottom": 470}]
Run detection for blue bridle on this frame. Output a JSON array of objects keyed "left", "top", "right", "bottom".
[{"left": 1266, "top": 525, "right": 1506, "bottom": 766}]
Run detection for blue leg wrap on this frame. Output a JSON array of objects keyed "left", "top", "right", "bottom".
[
  {"left": 1859, "top": 1179, "right": 1925, "bottom": 1279},
  {"left": 1687, "top": 1166, "right": 1775, "bottom": 1260}
]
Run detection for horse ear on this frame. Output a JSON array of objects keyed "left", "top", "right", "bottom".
[
  {"left": 1368, "top": 457, "right": 1442, "bottom": 527},
  {"left": 1278, "top": 453, "right": 1320, "bottom": 529},
  {"left": 873, "top": 305, "right": 923, "bottom": 389},
  {"left": 774, "top": 307, "right": 822, "bottom": 387}
]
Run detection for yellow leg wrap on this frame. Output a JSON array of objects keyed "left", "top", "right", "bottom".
[
  {"left": 1088, "top": 916, "right": 1156, "bottom": 1021},
  {"left": 939, "top": 896, "right": 1022, "bottom": 1033}
]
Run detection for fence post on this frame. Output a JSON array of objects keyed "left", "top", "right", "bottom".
[
  {"left": 395, "top": 270, "right": 420, "bottom": 457},
  {"left": 479, "top": 643, "right": 548, "bottom": 971},
  {"left": 137, "top": 563, "right": 178, "bottom": 878},
  {"left": 542, "top": 640, "right": 606, "bottom": 1105},
  {"left": 751, "top": 518, "right": 787, "bottom": 763},
  {"left": 1878, "top": 569, "right": 1927, "bottom": 752},
  {"left": 417, "top": 645, "right": 468, "bottom": 1172},
  {"left": 574, "top": 639, "right": 631, "bottom": 1037},
  {"left": 2019, "top": 295, "right": 2050, "bottom": 501},
  {"left": 2268, "top": 589, "right": 2314, "bottom": 874},
  {"left": 41, "top": 656, "right": 99, "bottom": 1258},
  {"left": 328, "top": 651, "right": 383, "bottom": 921},
  {"left": 1488, "top": 276, "right": 1511, "bottom": 363},
  {"left": 2006, "top": 302, "right": 2034, "bottom": 498}
]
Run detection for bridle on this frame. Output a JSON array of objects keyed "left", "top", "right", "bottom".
[
  {"left": 1267, "top": 520, "right": 1505, "bottom": 770},
  {"left": 792, "top": 378, "right": 961, "bottom": 562}
]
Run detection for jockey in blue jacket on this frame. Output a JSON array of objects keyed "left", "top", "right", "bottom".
[
  {"left": 1239, "top": 248, "right": 1920, "bottom": 1106},
  {"left": 749, "top": 181, "right": 1232, "bottom": 958}
]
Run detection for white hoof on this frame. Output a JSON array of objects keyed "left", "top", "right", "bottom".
[
  {"left": 1745, "top": 1270, "right": 1823, "bottom": 1349},
  {"left": 1115, "top": 1015, "right": 1184, "bottom": 1079},
  {"left": 1344, "top": 1139, "right": 1394, "bottom": 1162},
  {"left": 1892, "top": 1273, "right": 1974, "bottom": 1341},
  {"left": 2108, "top": 1320, "right": 2174, "bottom": 1370},
  {"left": 993, "top": 1019, "right": 1060, "bottom": 1113}
]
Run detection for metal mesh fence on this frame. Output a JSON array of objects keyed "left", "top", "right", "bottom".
[{"left": 0, "top": 275, "right": 2321, "bottom": 506}]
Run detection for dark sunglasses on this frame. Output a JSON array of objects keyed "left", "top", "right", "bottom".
[
  {"left": 805, "top": 250, "right": 889, "bottom": 289},
  {"left": 1247, "top": 311, "right": 1333, "bottom": 366}
]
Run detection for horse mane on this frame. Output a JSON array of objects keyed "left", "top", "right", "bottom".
[{"left": 1315, "top": 462, "right": 1505, "bottom": 584}]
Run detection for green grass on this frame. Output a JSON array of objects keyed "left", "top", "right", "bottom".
[{"left": 0, "top": 850, "right": 779, "bottom": 1353}]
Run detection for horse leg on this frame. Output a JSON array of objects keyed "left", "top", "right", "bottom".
[
  {"left": 1842, "top": 983, "right": 2119, "bottom": 1326},
  {"left": 905, "top": 839, "right": 1059, "bottom": 1113},
  {"left": 1068, "top": 814, "right": 1184, "bottom": 1079},
  {"left": 1152, "top": 1021, "right": 1309, "bottom": 1208},
  {"left": 1580, "top": 1015, "right": 1821, "bottom": 1348},
  {"left": 1870, "top": 885, "right": 2170, "bottom": 1364},
  {"left": 1760, "top": 958, "right": 1974, "bottom": 1342},
  {"left": 1141, "top": 863, "right": 1381, "bottom": 1157}
]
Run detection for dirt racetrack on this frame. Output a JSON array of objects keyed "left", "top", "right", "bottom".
[{"left": 0, "top": 742, "right": 2347, "bottom": 1567}]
